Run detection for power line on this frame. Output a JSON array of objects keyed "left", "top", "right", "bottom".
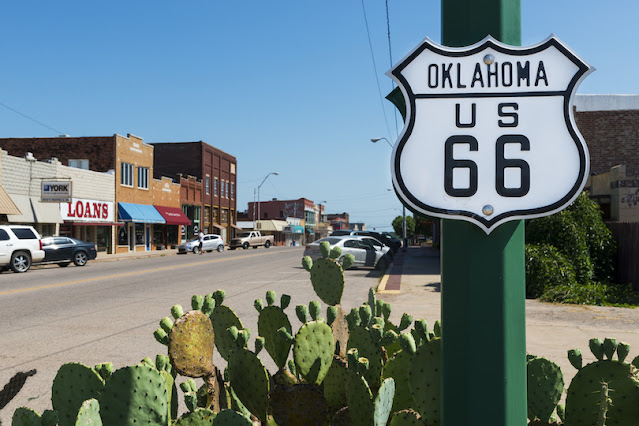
[
  {"left": 385, "top": 0, "right": 399, "bottom": 137},
  {"left": 360, "top": 0, "right": 393, "bottom": 140},
  {"left": 0, "top": 100, "right": 64, "bottom": 135}
]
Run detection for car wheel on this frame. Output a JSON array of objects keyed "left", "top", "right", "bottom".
[
  {"left": 376, "top": 257, "right": 389, "bottom": 271},
  {"left": 193, "top": 247, "right": 200, "bottom": 255},
  {"left": 58, "top": 262, "right": 70, "bottom": 267},
  {"left": 243, "top": 242, "right": 249, "bottom": 250},
  {"left": 264, "top": 240, "right": 271, "bottom": 248},
  {"left": 10, "top": 251, "right": 31, "bottom": 273},
  {"left": 217, "top": 244, "right": 224, "bottom": 252},
  {"left": 74, "top": 251, "right": 88, "bottom": 266}
]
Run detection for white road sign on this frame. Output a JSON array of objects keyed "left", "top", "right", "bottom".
[{"left": 389, "top": 36, "right": 593, "bottom": 233}]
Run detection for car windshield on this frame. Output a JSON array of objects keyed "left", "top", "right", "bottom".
[
  {"left": 238, "top": 232, "right": 251, "bottom": 237},
  {"left": 188, "top": 237, "right": 199, "bottom": 242}
]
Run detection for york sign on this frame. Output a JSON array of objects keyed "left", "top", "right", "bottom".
[
  {"left": 389, "top": 36, "right": 592, "bottom": 233},
  {"left": 41, "top": 181, "right": 72, "bottom": 203}
]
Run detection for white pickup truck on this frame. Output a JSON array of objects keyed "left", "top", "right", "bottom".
[{"left": 229, "top": 231, "right": 274, "bottom": 250}]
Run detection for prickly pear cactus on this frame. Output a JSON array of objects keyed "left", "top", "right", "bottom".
[
  {"left": 51, "top": 362, "right": 104, "bottom": 426},
  {"left": 389, "top": 409, "right": 427, "bottom": 425},
  {"left": 174, "top": 408, "right": 217, "bottom": 425},
  {"left": 293, "top": 320, "right": 336, "bottom": 385},
  {"left": 383, "top": 335, "right": 416, "bottom": 412},
  {"left": 408, "top": 337, "right": 441, "bottom": 426},
  {"left": 323, "top": 356, "right": 349, "bottom": 412},
  {"left": 565, "top": 338, "right": 639, "bottom": 426},
  {"left": 98, "top": 364, "right": 170, "bottom": 426},
  {"left": 208, "top": 291, "right": 245, "bottom": 361},
  {"left": 11, "top": 406, "right": 42, "bottom": 426},
  {"left": 527, "top": 356, "right": 564, "bottom": 423},
  {"left": 347, "top": 325, "right": 383, "bottom": 388},
  {"left": 210, "top": 409, "right": 252, "bottom": 425},
  {"left": 168, "top": 310, "right": 216, "bottom": 377},
  {"left": 302, "top": 241, "right": 354, "bottom": 306},
  {"left": 227, "top": 347, "right": 270, "bottom": 423},
  {"left": 75, "top": 398, "right": 102, "bottom": 425},
  {"left": 256, "top": 291, "right": 294, "bottom": 369},
  {"left": 269, "top": 383, "right": 328, "bottom": 426}
]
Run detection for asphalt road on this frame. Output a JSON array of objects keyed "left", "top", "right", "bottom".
[{"left": 0, "top": 246, "right": 382, "bottom": 423}]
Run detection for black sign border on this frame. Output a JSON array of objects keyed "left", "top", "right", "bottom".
[{"left": 390, "top": 36, "right": 591, "bottom": 230}]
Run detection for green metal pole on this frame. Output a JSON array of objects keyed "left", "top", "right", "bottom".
[{"left": 440, "top": 1, "right": 526, "bottom": 425}]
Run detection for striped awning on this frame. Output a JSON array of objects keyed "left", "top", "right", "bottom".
[{"left": 0, "top": 187, "right": 21, "bottom": 215}]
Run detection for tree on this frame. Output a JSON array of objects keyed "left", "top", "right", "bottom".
[{"left": 392, "top": 215, "right": 415, "bottom": 237}]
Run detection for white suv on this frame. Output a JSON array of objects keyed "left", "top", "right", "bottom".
[{"left": 0, "top": 225, "right": 45, "bottom": 273}]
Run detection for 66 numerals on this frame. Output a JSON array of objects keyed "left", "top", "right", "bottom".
[{"left": 444, "top": 134, "right": 531, "bottom": 198}]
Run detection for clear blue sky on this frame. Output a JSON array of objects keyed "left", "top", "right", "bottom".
[{"left": 1, "top": 1, "right": 637, "bottom": 231}]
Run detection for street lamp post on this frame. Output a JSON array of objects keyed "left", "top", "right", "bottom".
[
  {"left": 257, "top": 172, "right": 279, "bottom": 232},
  {"left": 371, "top": 138, "right": 408, "bottom": 249}
]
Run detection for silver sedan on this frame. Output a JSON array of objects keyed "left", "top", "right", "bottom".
[
  {"left": 303, "top": 236, "right": 389, "bottom": 270},
  {"left": 178, "top": 234, "right": 225, "bottom": 254}
]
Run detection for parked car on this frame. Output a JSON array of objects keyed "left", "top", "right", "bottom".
[
  {"left": 178, "top": 234, "right": 225, "bottom": 254},
  {"left": 304, "top": 236, "right": 390, "bottom": 270},
  {"left": 229, "top": 231, "right": 274, "bottom": 250},
  {"left": 330, "top": 230, "right": 398, "bottom": 254},
  {"left": 0, "top": 225, "right": 45, "bottom": 273},
  {"left": 40, "top": 237, "right": 97, "bottom": 267}
]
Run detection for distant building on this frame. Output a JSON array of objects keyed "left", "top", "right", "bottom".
[
  {"left": 151, "top": 141, "right": 238, "bottom": 242},
  {"left": 247, "top": 198, "right": 319, "bottom": 243},
  {"left": 327, "top": 212, "right": 349, "bottom": 230}
]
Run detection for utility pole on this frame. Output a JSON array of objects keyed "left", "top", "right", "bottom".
[{"left": 439, "top": 1, "right": 526, "bottom": 424}]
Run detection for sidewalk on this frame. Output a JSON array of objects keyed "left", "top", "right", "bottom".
[
  {"left": 376, "top": 245, "right": 639, "bottom": 385},
  {"left": 94, "top": 248, "right": 179, "bottom": 262}
]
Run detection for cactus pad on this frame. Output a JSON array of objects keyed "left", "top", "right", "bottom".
[
  {"left": 174, "top": 408, "right": 216, "bottom": 425},
  {"left": 347, "top": 326, "right": 383, "bottom": 388},
  {"left": 293, "top": 321, "right": 335, "bottom": 385},
  {"left": 269, "top": 384, "right": 328, "bottom": 426},
  {"left": 373, "top": 377, "right": 396, "bottom": 426},
  {"left": 258, "top": 305, "right": 293, "bottom": 369},
  {"left": 309, "top": 258, "right": 345, "bottom": 306},
  {"left": 210, "top": 304, "right": 244, "bottom": 361},
  {"left": 346, "top": 373, "right": 374, "bottom": 426},
  {"left": 98, "top": 364, "right": 170, "bottom": 426},
  {"left": 565, "top": 359, "right": 639, "bottom": 425},
  {"left": 211, "top": 409, "right": 252, "bottom": 426},
  {"left": 408, "top": 337, "right": 441, "bottom": 426},
  {"left": 75, "top": 398, "right": 102, "bottom": 425},
  {"left": 323, "top": 355, "right": 348, "bottom": 411},
  {"left": 330, "top": 305, "right": 350, "bottom": 358},
  {"left": 51, "top": 362, "right": 104, "bottom": 426},
  {"left": 383, "top": 349, "right": 413, "bottom": 412},
  {"left": 228, "top": 348, "right": 270, "bottom": 422},
  {"left": 527, "top": 356, "right": 564, "bottom": 423},
  {"left": 168, "top": 310, "right": 215, "bottom": 377},
  {"left": 389, "top": 409, "right": 426, "bottom": 425}
]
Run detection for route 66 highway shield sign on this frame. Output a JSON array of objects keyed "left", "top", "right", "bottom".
[{"left": 388, "top": 35, "right": 593, "bottom": 233}]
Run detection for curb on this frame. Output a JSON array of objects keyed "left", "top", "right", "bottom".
[{"left": 376, "top": 260, "right": 401, "bottom": 295}]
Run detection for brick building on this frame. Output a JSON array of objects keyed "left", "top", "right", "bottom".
[
  {"left": 247, "top": 198, "right": 318, "bottom": 243},
  {"left": 0, "top": 134, "right": 174, "bottom": 253},
  {"left": 152, "top": 142, "right": 238, "bottom": 242},
  {"left": 574, "top": 95, "right": 639, "bottom": 221}
]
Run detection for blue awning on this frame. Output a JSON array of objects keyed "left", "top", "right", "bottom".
[
  {"left": 283, "top": 225, "right": 304, "bottom": 234},
  {"left": 118, "top": 202, "right": 166, "bottom": 224}
]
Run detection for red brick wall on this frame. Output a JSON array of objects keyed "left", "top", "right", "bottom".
[
  {"left": 0, "top": 136, "right": 116, "bottom": 171},
  {"left": 575, "top": 110, "right": 639, "bottom": 176}
]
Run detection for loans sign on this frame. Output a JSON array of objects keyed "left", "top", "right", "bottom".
[{"left": 389, "top": 36, "right": 592, "bottom": 233}]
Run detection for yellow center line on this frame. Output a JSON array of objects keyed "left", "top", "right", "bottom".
[{"left": 0, "top": 251, "right": 280, "bottom": 297}]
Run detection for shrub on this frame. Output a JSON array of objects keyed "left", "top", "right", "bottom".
[
  {"left": 540, "top": 282, "right": 639, "bottom": 307},
  {"left": 526, "top": 209, "right": 593, "bottom": 284},
  {"left": 525, "top": 244, "right": 576, "bottom": 298}
]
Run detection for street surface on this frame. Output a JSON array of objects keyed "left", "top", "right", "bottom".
[{"left": 0, "top": 246, "right": 382, "bottom": 423}]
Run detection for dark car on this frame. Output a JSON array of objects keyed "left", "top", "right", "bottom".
[{"left": 40, "top": 237, "right": 97, "bottom": 267}]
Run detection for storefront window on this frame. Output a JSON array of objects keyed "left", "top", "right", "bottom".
[
  {"left": 135, "top": 223, "right": 144, "bottom": 245},
  {"left": 221, "top": 209, "right": 228, "bottom": 224},
  {"left": 97, "top": 226, "right": 110, "bottom": 252},
  {"left": 118, "top": 225, "right": 128, "bottom": 246}
]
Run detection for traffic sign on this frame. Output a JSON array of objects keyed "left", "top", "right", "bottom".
[{"left": 389, "top": 35, "right": 593, "bottom": 233}]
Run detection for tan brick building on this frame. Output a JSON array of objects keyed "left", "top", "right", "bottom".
[{"left": 0, "top": 134, "right": 169, "bottom": 253}]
